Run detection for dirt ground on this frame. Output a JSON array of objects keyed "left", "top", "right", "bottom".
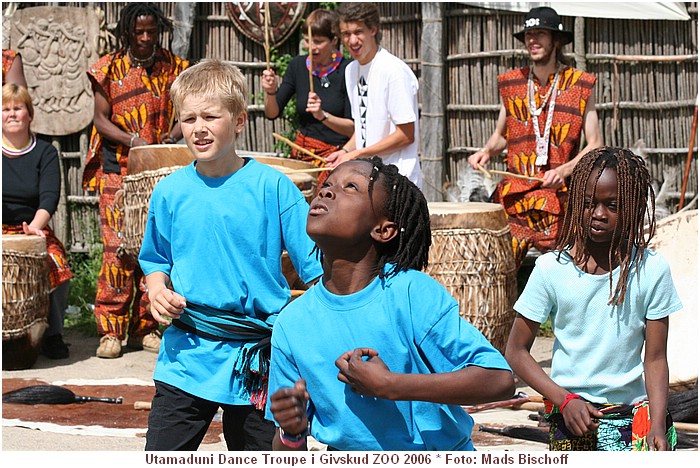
[{"left": 2, "top": 328, "right": 554, "bottom": 452}]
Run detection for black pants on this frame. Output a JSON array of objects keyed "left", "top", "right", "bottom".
[{"left": 146, "top": 380, "right": 275, "bottom": 451}]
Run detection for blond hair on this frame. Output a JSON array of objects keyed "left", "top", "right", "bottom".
[{"left": 170, "top": 59, "right": 247, "bottom": 118}]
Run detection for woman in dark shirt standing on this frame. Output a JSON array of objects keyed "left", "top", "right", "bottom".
[
  {"left": 262, "top": 8, "right": 353, "bottom": 185},
  {"left": 2, "top": 83, "right": 73, "bottom": 360}
]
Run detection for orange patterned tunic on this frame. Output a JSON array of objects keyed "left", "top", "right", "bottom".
[
  {"left": 2, "top": 49, "right": 18, "bottom": 85},
  {"left": 82, "top": 48, "right": 189, "bottom": 191},
  {"left": 493, "top": 65, "right": 596, "bottom": 265}
]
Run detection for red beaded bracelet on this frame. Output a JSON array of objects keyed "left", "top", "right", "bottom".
[{"left": 559, "top": 393, "right": 581, "bottom": 411}]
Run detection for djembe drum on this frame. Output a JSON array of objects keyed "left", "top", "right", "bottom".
[
  {"left": 2, "top": 234, "right": 50, "bottom": 370},
  {"left": 120, "top": 144, "right": 195, "bottom": 258},
  {"left": 425, "top": 202, "right": 517, "bottom": 353}
]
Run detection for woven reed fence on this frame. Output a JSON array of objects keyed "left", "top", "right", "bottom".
[{"left": 10, "top": 2, "right": 696, "bottom": 251}]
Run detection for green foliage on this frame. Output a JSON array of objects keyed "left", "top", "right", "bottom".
[
  {"left": 65, "top": 245, "right": 101, "bottom": 334},
  {"left": 538, "top": 318, "right": 553, "bottom": 337},
  {"left": 270, "top": 49, "right": 299, "bottom": 156}
]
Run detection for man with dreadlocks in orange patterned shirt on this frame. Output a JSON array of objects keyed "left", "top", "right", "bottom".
[
  {"left": 82, "top": 3, "right": 188, "bottom": 358},
  {"left": 469, "top": 7, "right": 602, "bottom": 270}
]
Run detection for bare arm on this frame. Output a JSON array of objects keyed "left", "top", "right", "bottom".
[
  {"left": 145, "top": 271, "right": 185, "bottom": 324},
  {"left": 262, "top": 69, "right": 281, "bottom": 119},
  {"left": 269, "top": 379, "right": 309, "bottom": 451},
  {"left": 335, "top": 348, "right": 514, "bottom": 405},
  {"left": 505, "top": 315, "right": 602, "bottom": 436},
  {"left": 468, "top": 104, "right": 507, "bottom": 169},
  {"left": 326, "top": 122, "right": 414, "bottom": 168},
  {"left": 643, "top": 317, "right": 671, "bottom": 451},
  {"left": 325, "top": 133, "right": 356, "bottom": 167},
  {"left": 22, "top": 209, "right": 52, "bottom": 237},
  {"left": 90, "top": 78, "right": 148, "bottom": 148},
  {"left": 306, "top": 92, "right": 354, "bottom": 138}
]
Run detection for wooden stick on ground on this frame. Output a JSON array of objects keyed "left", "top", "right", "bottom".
[
  {"left": 488, "top": 169, "right": 543, "bottom": 182},
  {"left": 272, "top": 132, "right": 326, "bottom": 163}
]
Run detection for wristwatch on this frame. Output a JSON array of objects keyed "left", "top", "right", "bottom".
[{"left": 319, "top": 111, "right": 329, "bottom": 122}]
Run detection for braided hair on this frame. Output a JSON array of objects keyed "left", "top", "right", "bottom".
[
  {"left": 360, "top": 156, "right": 432, "bottom": 278},
  {"left": 115, "top": 3, "right": 173, "bottom": 53},
  {"left": 556, "top": 147, "right": 656, "bottom": 305}
]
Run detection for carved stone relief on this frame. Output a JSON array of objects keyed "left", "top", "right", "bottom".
[{"left": 9, "top": 6, "right": 101, "bottom": 136}]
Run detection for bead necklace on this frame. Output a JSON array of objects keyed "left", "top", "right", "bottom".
[
  {"left": 306, "top": 50, "right": 342, "bottom": 80},
  {"left": 128, "top": 47, "right": 157, "bottom": 68},
  {"left": 528, "top": 66, "right": 562, "bottom": 166}
]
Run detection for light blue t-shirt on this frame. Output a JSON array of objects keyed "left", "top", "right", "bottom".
[
  {"left": 514, "top": 250, "right": 682, "bottom": 405},
  {"left": 266, "top": 266, "right": 511, "bottom": 451},
  {"left": 139, "top": 158, "right": 323, "bottom": 404}
]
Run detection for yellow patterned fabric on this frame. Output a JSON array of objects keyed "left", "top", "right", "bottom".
[
  {"left": 82, "top": 48, "right": 188, "bottom": 191},
  {"left": 494, "top": 66, "right": 595, "bottom": 267}
]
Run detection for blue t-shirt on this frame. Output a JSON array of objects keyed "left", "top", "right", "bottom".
[
  {"left": 266, "top": 266, "right": 511, "bottom": 450},
  {"left": 139, "top": 158, "right": 323, "bottom": 404},
  {"left": 514, "top": 250, "right": 682, "bottom": 404}
]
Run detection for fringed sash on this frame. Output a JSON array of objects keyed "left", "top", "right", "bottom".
[{"left": 172, "top": 302, "right": 276, "bottom": 410}]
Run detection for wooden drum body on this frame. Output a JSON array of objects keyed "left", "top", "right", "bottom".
[
  {"left": 2, "top": 234, "right": 50, "bottom": 370},
  {"left": 425, "top": 202, "right": 517, "bottom": 353}
]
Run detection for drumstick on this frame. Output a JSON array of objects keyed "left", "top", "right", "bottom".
[
  {"left": 307, "top": 22, "right": 314, "bottom": 93},
  {"left": 263, "top": 4, "right": 271, "bottom": 71},
  {"left": 281, "top": 167, "right": 333, "bottom": 174},
  {"left": 488, "top": 169, "right": 543, "bottom": 182},
  {"left": 166, "top": 107, "right": 176, "bottom": 140},
  {"left": 475, "top": 163, "right": 492, "bottom": 179},
  {"left": 272, "top": 132, "right": 326, "bottom": 163}
]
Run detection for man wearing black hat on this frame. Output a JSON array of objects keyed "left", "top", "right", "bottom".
[{"left": 469, "top": 6, "right": 602, "bottom": 269}]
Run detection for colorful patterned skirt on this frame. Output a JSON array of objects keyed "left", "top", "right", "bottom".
[
  {"left": 544, "top": 399, "right": 677, "bottom": 451},
  {"left": 2, "top": 224, "right": 73, "bottom": 290},
  {"left": 292, "top": 131, "right": 340, "bottom": 189}
]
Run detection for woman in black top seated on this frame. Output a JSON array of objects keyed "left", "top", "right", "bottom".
[{"left": 2, "top": 83, "right": 73, "bottom": 359}]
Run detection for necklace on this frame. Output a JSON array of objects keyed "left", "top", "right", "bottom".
[
  {"left": 528, "top": 66, "right": 562, "bottom": 166},
  {"left": 306, "top": 50, "right": 342, "bottom": 80},
  {"left": 2, "top": 133, "right": 36, "bottom": 157},
  {"left": 128, "top": 47, "right": 156, "bottom": 68}
]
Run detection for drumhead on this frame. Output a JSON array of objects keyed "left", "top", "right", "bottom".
[
  {"left": 428, "top": 202, "right": 508, "bottom": 230},
  {"left": 2, "top": 234, "right": 47, "bottom": 254},
  {"left": 127, "top": 144, "right": 194, "bottom": 175}
]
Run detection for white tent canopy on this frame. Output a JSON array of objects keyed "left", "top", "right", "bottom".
[{"left": 461, "top": 1, "right": 691, "bottom": 21}]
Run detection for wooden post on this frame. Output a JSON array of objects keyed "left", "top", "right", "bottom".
[
  {"left": 172, "top": 2, "right": 196, "bottom": 59},
  {"left": 420, "top": 2, "right": 445, "bottom": 202},
  {"left": 574, "top": 16, "right": 586, "bottom": 72}
]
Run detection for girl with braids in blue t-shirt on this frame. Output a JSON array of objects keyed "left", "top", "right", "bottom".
[
  {"left": 265, "top": 157, "right": 514, "bottom": 451},
  {"left": 505, "top": 147, "right": 682, "bottom": 451}
]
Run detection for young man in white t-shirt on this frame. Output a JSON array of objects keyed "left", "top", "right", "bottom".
[{"left": 325, "top": 2, "right": 423, "bottom": 189}]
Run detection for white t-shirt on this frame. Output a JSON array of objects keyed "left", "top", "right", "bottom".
[
  {"left": 514, "top": 250, "right": 682, "bottom": 405},
  {"left": 345, "top": 47, "right": 422, "bottom": 189}
]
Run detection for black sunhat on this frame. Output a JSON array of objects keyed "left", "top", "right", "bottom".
[{"left": 513, "top": 6, "right": 574, "bottom": 45}]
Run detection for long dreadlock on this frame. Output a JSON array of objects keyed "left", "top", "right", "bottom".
[
  {"left": 556, "top": 147, "right": 656, "bottom": 305},
  {"left": 115, "top": 3, "right": 173, "bottom": 53},
  {"left": 362, "top": 156, "right": 432, "bottom": 278}
]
